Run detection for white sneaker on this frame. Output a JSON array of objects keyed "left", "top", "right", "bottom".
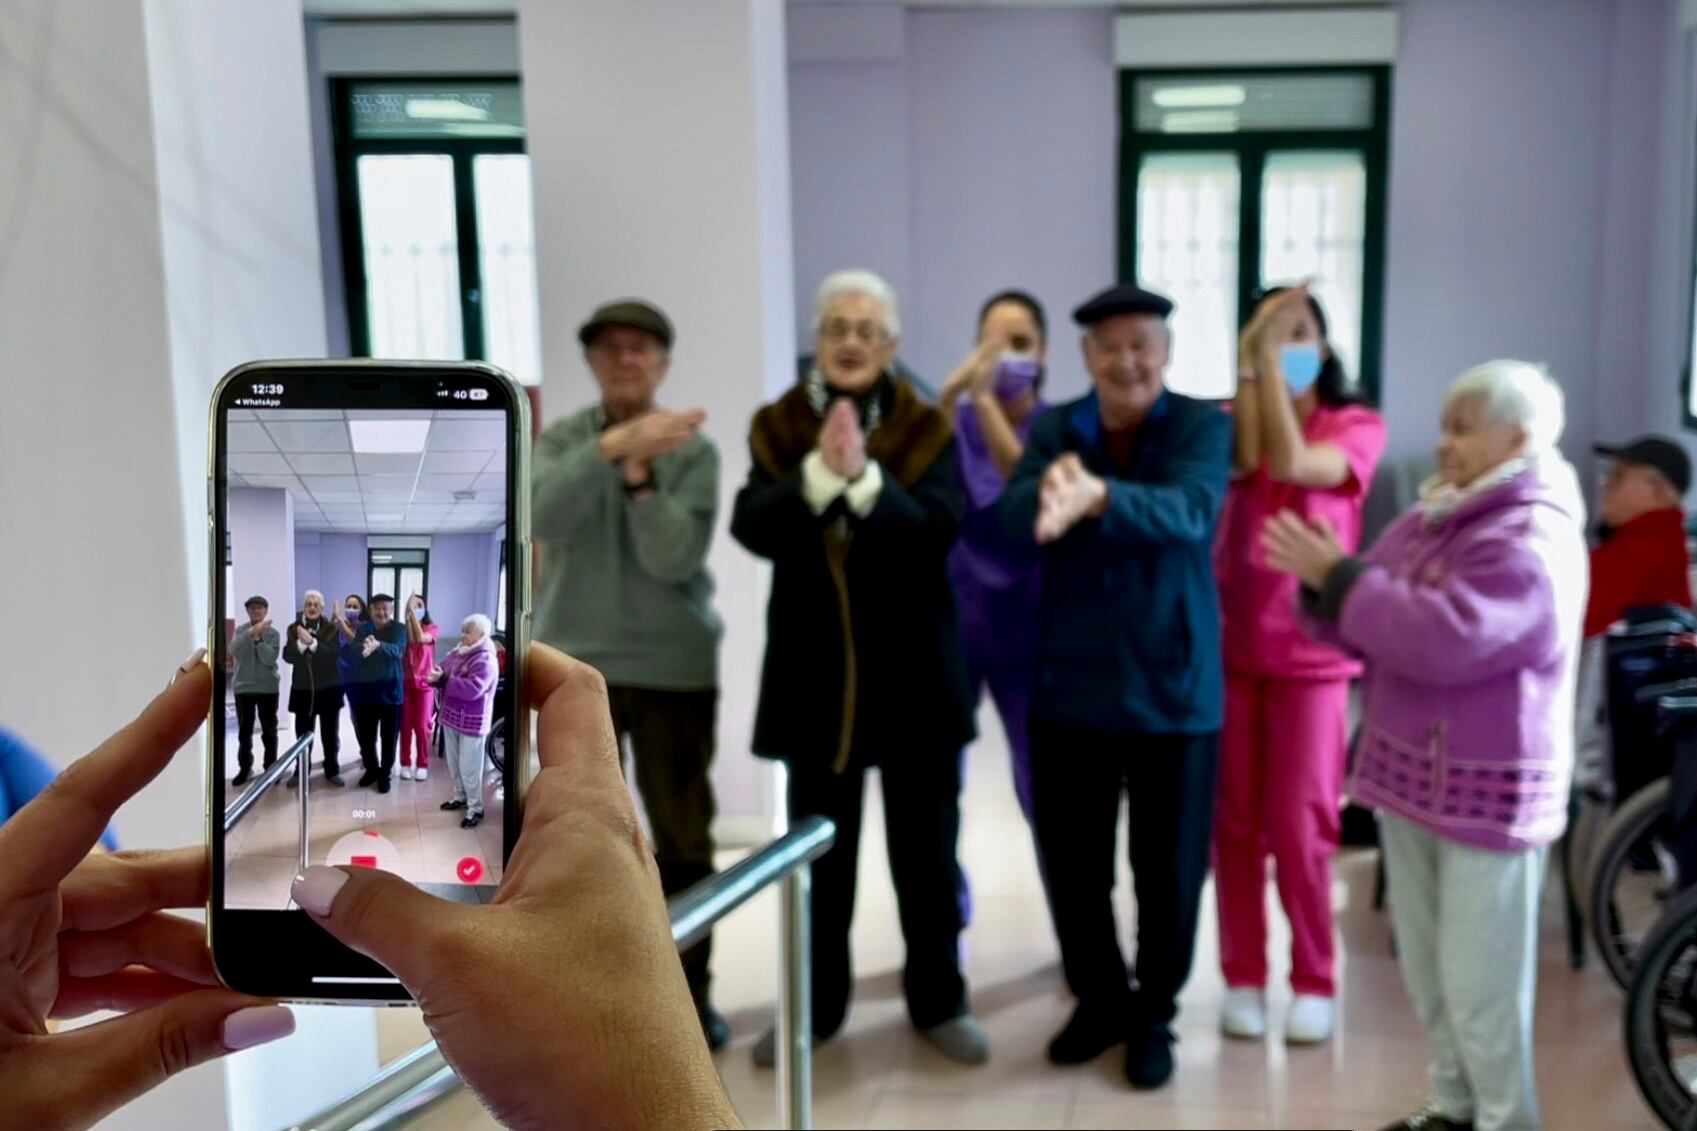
[
  {"left": 399, "top": 766, "right": 413, "bottom": 780},
  {"left": 414, "top": 767, "right": 429, "bottom": 781},
  {"left": 1220, "top": 987, "right": 1267, "bottom": 1040},
  {"left": 1285, "top": 993, "right": 1335, "bottom": 1045}
]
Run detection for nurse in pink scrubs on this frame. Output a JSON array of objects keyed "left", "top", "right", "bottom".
[{"left": 1212, "top": 286, "right": 1386, "bottom": 1046}]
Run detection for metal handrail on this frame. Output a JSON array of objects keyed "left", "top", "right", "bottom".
[
  {"left": 224, "top": 732, "right": 312, "bottom": 833},
  {"left": 291, "top": 816, "right": 837, "bottom": 1131}
]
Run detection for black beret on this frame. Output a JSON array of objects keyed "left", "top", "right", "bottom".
[
  {"left": 1072, "top": 283, "right": 1175, "bottom": 326},
  {"left": 578, "top": 299, "right": 674, "bottom": 350},
  {"left": 244, "top": 596, "right": 269, "bottom": 610}
]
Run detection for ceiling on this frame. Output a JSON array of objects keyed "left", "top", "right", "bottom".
[
  {"left": 231, "top": 409, "right": 507, "bottom": 535},
  {"left": 301, "top": 1, "right": 1380, "bottom": 16}
]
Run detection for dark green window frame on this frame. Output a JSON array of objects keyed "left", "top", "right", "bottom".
[
  {"left": 1118, "top": 65, "right": 1393, "bottom": 403},
  {"left": 330, "top": 75, "right": 526, "bottom": 363}
]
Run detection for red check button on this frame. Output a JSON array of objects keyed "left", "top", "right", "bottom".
[{"left": 456, "top": 856, "right": 484, "bottom": 884}]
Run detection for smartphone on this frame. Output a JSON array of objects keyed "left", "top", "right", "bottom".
[{"left": 206, "top": 360, "right": 531, "bottom": 1002}]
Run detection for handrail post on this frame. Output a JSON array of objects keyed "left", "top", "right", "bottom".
[
  {"left": 776, "top": 862, "right": 812, "bottom": 1131},
  {"left": 297, "top": 732, "right": 312, "bottom": 878}
]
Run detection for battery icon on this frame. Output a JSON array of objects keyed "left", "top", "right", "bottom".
[{"left": 469, "top": 388, "right": 489, "bottom": 401}]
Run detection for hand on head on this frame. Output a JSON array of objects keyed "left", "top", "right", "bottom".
[
  {"left": 0, "top": 653, "right": 295, "bottom": 1131},
  {"left": 290, "top": 644, "right": 739, "bottom": 1131}
]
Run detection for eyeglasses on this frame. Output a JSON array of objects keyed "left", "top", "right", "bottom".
[{"left": 820, "top": 319, "right": 888, "bottom": 345}]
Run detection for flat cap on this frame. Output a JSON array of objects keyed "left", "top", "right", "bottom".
[
  {"left": 1072, "top": 283, "right": 1175, "bottom": 326},
  {"left": 577, "top": 299, "right": 674, "bottom": 350}
]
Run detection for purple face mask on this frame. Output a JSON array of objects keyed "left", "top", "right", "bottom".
[{"left": 993, "top": 354, "right": 1042, "bottom": 402}]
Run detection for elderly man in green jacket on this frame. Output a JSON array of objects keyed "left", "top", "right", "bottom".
[{"left": 531, "top": 298, "right": 728, "bottom": 1049}]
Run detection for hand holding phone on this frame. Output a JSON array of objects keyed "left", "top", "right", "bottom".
[{"left": 290, "top": 646, "right": 735, "bottom": 1130}]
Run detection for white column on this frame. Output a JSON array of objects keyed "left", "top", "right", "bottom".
[
  {"left": 518, "top": 0, "right": 796, "bottom": 838},
  {"left": 228, "top": 489, "right": 298, "bottom": 711},
  {"left": 0, "top": 3, "right": 378, "bottom": 1127}
]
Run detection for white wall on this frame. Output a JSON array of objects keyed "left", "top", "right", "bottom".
[
  {"left": 0, "top": 2, "right": 375, "bottom": 1125},
  {"left": 518, "top": 0, "right": 795, "bottom": 837},
  {"left": 228, "top": 488, "right": 298, "bottom": 705}
]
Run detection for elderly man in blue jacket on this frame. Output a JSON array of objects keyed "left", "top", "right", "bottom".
[{"left": 1000, "top": 283, "right": 1231, "bottom": 1091}]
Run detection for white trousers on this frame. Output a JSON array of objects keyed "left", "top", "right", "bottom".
[{"left": 1380, "top": 813, "right": 1547, "bottom": 1131}]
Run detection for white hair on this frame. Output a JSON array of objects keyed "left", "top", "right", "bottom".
[
  {"left": 463, "top": 613, "right": 493, "bottom": 637},
  {"left": 303, "top": 589, "right": 324, "bottom": 604},
  {"left": 1443, "top": 359, "right": 1566, "bottom": 455},
  {"left": 813, "top": 269, "right": 901, "bottom": 338}
]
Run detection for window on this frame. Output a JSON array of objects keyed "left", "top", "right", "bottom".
[
  {"left": 332, "top": 79, "right": 543, "bottom": 385},
  {"left": 368, "top": 548, "right": 429, "bottom": 605},
  {"left": 1120, "top": 68, "right": 1391, "bottom": 401}
]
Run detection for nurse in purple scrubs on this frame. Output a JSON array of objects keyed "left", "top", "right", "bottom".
[{"left": 939, "top": 290, "right": 1048, "bottom": 842}]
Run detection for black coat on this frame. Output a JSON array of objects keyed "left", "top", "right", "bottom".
[
  {"left": 731, "top": 379, "right": 975, "bottom": 771},
  {"left": 283, "top": 616, "right": 344, "bottom": 714}
]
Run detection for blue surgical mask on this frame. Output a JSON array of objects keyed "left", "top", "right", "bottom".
[
  {"left": 1280, "top": 343, "right": 1323, "bottom": 395},
  {"left": 346, "top": 606, "right": 361, "bottom": 620},
  {"left": 415, "top": 607, "right": 428, "bottom": 621}
]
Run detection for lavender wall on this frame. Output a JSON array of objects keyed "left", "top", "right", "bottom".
[
  {"left": 427, "top": 533, "right": 501, "bottom": 659},
  {"left": 294, "top": 532, "right": 367, "bottom": 617},
  {"left": 1379, "top": 0, "right": 1614, "bottom": 469},
  {"left": 788, "top": 5, "right": 1115, "bottom": 402},
  {"left": 787, "top": 0, "right": 1685, "bottom": 478}
]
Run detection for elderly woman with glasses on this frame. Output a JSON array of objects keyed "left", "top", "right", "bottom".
[
  {"left": 1264, "top": 360, "right": 1587, "bottom": 1131},
  {"left": 731, "top": 269, "right": 985, "bottom": 1067}
]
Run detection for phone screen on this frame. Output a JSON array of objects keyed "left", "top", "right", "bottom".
[{"left": 209, "top": 362, "right": 528, "bottom": 1001}]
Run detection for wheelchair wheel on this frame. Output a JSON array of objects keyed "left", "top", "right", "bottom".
[
  {"left": 485, "top": 717, "right": 506, "bottom": 779},
  {"left": 1625, "top": 886, "right": 1697, "bottom": 1129},
  {"left": 1592, "top": 778, "right": 1677, "bottom": 990}
]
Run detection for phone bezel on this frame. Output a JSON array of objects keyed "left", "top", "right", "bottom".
[{"left": 205, "top": 359, "right": 532, "bottom": 1004}]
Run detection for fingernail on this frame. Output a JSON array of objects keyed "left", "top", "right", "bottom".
[
  {"left": 222, "top": 1005, "right": 295, "bottom": 1051},
  {"left": 169, "top": 648, "right": 208, "bottom": 687},
  {"left": 292, "top": 866, "right": 348, "bottom": 916}
]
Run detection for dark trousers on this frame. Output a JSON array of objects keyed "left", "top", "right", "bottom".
[
  {"left": 235, "top": 692, "right": 279, "bottom": 771},
  {"left": 293, "top": 703, "right": 342, "bottom": 779},
  {"left": 1031, "top": 718, "right": 1218, "bottom": 1030},
  {"left": 355, "top": 701, "right": 400, "bottom": 778},
  {"left": 787, "top": 750, "right": 969, "bottom": 1038},
  {"left": 608, "top": 685, "right": 719, "bottom": 1005}
]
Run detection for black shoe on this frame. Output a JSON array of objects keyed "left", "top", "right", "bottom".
[
  {"left": 377, "top": 776, "right": 392, "bottom": 794},
  {"left": 1378, "top": 1112, "right": 1475, "bottom": 1131},
  {"left": 461, "top": 813, "right": 482, "bottom": 829},
  {"left": 326, "top": 775, "right": 346, "bottom": 788},
  {"left": 441, "top": 799, "right": 468, "bottom": 811},
  {"left": 698, "top": 1004, "right": 730, "bottom": 1052},
  {"left": 1124, "top": 1024, "right": 1175, "bottom": 1090},
  {"left": 358, "top": 769, "right": 379, "bottom": 787},
  {"left": 231, "top": 769, "right": 252, "bottom": 787},
  {"left": 1046, "top": 1003, "right": 1128, "bottom": 1065}
]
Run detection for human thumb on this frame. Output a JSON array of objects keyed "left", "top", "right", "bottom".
[{"left": 291, "top": 865, "right": 467, "bottom": 986}]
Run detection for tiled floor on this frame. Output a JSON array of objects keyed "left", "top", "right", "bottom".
[
  {"left": 222, "top": 704, "right": 505, "bottom": 908},
  {"left": 373, "top": 705, "right": 1657, "bottom": 1130}
]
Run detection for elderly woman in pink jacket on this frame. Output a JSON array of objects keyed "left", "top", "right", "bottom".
[
  {"left": 1262, "top": 360, "right": 1587, "bottom": 1131},
  {"left": 433, "top": 614, "right": 501, "bottom": 830}
]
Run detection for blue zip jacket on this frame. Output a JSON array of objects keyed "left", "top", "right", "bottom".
[
  {"left": 999, "top": 390, "right": 1231, "bottom": 735},
  {"left": 353, "top": 620, "right": 407, "bottom": 707},
  {"left": 1, "top": 727, "right": 118, "bottom": 848}
]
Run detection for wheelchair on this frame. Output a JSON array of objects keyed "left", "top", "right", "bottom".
[{"left": 1586, "top": 607, "right": 1697, "bottom": 989}]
